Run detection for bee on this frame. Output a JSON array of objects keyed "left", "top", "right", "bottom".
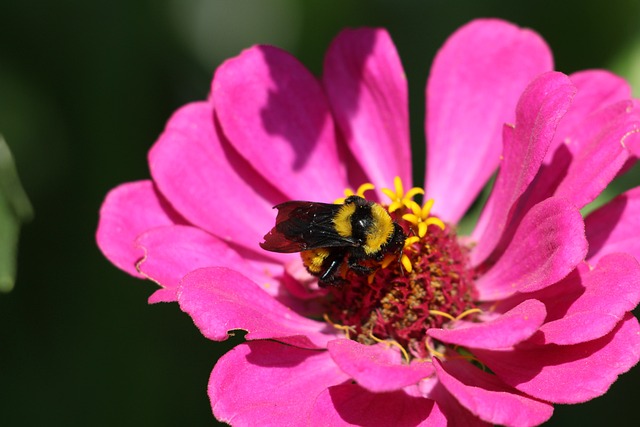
[{"left": 260, "top": 195, "right": 407, "bottom": 286}]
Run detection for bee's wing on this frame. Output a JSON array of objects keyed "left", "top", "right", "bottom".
[{"left": 260, "top": 201, "right": 357, "bottom": 253}]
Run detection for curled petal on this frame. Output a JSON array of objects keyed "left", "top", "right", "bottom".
[
  {"left": 586, "top": 186, "right": 640, "bottom": 264},
  {"left": 210, "top": 341, "right": 350, "bottom": 426},
  {"left": 428, "top": 299, "right": 546, "bottom": 349},
  {"left": 553, "top": 101, "right": 638, "bottom": 208},
  {"left": 519, "top": 99, "right": 639, "bottom": 216},
  {"left": 552, "top": 70, "right": 632, "bottom": 154},
  {"left": 473, "top": 313, "right": 640, "bottom": 403},
  {"left": 434, "top": 359, "right": 554, "bottom": 427},
  {"left": 428, "top": 382, "right": 492, "bottom": 426},
  {"left": 426, "top": 19, "right": 554, "bottom": 224},
  {"left": 96, "top": 180, "right": 183, "bottom": 278},
  {"left": 471, "top": 72, "right": 576, "bottom": 265},
  {"left": 475, "top": 197, "right": 587, "bottom": 301},
  {"left": 532, "top": 253, "right": 640, "bottom": 345},
  {"left": 178, "top": 267, "right": 338, "bottom": 349},
  {"left": 327, "top": 339, "right": 434, "bottom": 392},
  {"left": 136, "top": 225, "right": 285, "bottom": 305}
]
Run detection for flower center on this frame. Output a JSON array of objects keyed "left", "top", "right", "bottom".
[{"left": 322, "top": 178, "right": 478, "bottom": 360}]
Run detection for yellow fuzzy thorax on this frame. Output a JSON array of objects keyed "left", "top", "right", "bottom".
[
  {"left": 363, "top": 203, "right": 394, "bottom": 255},
  {"left": 333, "top": 202, "right": 356, "bottom": 238}
]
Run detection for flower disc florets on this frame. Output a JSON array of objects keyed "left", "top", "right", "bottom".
[{"left": 324, "top": 178, "right": 478, "bottom": 360}]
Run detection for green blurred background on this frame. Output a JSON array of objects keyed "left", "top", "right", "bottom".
[{"left": 1, "top": 0, "right": 639, "bottom": 425}]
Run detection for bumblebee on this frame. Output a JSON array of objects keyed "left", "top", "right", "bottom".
[{"left": 260, "top": 195, "right": 406, "bottom": 286}]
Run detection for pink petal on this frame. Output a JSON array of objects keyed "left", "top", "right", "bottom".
[
  {"left": 178, "top": 267, "right": 338, "bottom": 349},
  {"left": 425, "top": 19, "right": 554, "bottom": 224},
  {"left": 517, "top": 70, "right": 634, "bottom": 212},
  {"left": 433, "top": 359, "right": 554, "bottom": 427},
  {"left": 327, "top": 339, "right": 434, "bottom": 393},
  {"left": 471, "top": 72, "right": 576, "bottom": 265},
  {"left": 428, "top": 299, "right": 546, "bottom": 349},
  {"left": 136, "top": 225, "right": 284, "bottom": 304},
  {"left": 552, "top": 70, "right": 632, "bottom": 153},
  {"left": 148, "top": 101, "right": 285, "bottom": 257},
  {"left": 323, "top": 28, "right": 411, "bottom": 193},
  {"left": 210, "top": 340, "right": 350, "bottom": 426},
  {"left": 96, "top": 180, "right": 183, "bottom": 278},
  {"left": 518, "top": 99, "right": 638, "bottom": 217},
  {"left": 473, "top": 313, "right": 640, "bottom": 403},
  {"left": 146, "top": 288, "right": 176, "bottom": 304},
  {"left": 532, "top": 253, "right": 640, "bottom": 345},
  {"left": 586, "top": 186, "right": 640, "bottom": 264},
  {"left": 311, "top": 383, "right": 446, "bottom": 427},
  {"left": 213, "top": 45, "right": 347, "bottom": 202},
  {"left": 552, "top": 100, "right": 637, "bottom": 208},
  {"left": 475, "top": 197, "right": 587, "bottom": 301},
  {"left": 425, "top": 383, "right": 492, "bottom": 426}
]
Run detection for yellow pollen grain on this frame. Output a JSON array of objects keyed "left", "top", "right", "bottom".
[{"left": 301, "top": 248, "right": 330, "bottom": 274}]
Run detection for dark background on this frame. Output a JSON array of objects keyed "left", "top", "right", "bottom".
[{"left": 1, "top": 0, "right": 639, "bottom": 425}]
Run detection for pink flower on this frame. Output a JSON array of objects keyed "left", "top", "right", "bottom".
[{"left": 97, "top": 19, "right": 640, "bottom": 426}]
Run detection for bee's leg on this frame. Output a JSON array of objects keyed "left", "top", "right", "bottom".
[
  {"left": 318, "top": 250, "right": 347, "bottom": 286},
  {"left": 347, "top": 256, "right": 374, "bottom": 276}
]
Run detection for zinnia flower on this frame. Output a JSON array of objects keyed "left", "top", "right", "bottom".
[{"left": 97, "top": 19, "right": 640, "bottom": 426}]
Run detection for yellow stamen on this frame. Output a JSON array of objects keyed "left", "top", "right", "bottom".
[
  {"left": 425, "top": 338, "right": 446, "bottom": 359},
  {"left": 381, "top": 176, "right": 424, "bottom": 212},
  {"left": 369, "top": 332, "right": 410, "bottom": 363},
  {"left": 323, "top": 313, "right": 357, "bottom": 339},
  {"left": 428, "top": 310, "right": 456, "bottom": 321},
  {"left": 455, "top": 308, "right": 483, "bottom": 321}
]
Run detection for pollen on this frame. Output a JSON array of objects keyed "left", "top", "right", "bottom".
[{"left": 301, "top": 248, "right": 330, "bottom": 274}]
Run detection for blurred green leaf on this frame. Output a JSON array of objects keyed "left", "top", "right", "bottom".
[{"left": 0, "top": 134, "right": 33, "bottom": 292}]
